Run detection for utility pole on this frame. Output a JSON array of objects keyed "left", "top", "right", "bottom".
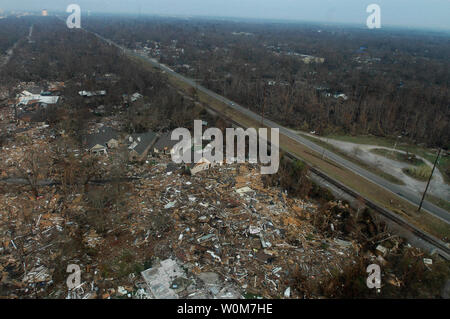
[
  {"left": 391, "top": 135, "right": 401, "bottom": 155},
  {"left": 418, "top": 147, "right": 441, "bottom": 212}
]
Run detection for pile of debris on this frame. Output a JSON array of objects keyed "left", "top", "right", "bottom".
[
  {"left": 1, "top": 148, "right": 448, "bottom": 298},
  {"left": 116, "top": 160, "right": 359, "bottom": 298}
]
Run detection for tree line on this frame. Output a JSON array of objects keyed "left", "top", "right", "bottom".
[{"left": 86, "top": 16, "right": 449, "bottom": 148}]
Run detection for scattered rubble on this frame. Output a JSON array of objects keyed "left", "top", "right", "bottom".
[{"left": 0, "top": 102, "right": 448, "bottom": 298}]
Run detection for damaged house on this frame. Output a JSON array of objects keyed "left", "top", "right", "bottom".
[
  {"left": 153, "top": 132, "right": 179, "bottom": 155},
  {"left": 126, "top": 131, "right": 158, "bottom": 161},
  {"left": 84, "top": 127, "right": 119, "bottom": 155},
  {"left": 17, "top": 89, "right": 60, "bottom": 106}
]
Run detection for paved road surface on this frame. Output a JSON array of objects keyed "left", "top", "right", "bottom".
[{"left": 90, "top": 30, "right": 450, "bottom": 225}]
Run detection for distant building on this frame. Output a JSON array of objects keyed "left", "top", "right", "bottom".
[
  {"left": 130, "top": 92, "right": 143, "bottom": 102},
  {"left": 42, "top": 9, "right": 48, "bottom": 16},
  {"left": 358, "top": 46, "right": 368, "bottom": 53},
  {"left": 334, "top": 93, "right": 348, "bottom": 101},
  {"left": 17, "top": 89, "right": 59, "bottom": 106},
  {"left": 78, "top": 90, "right": 106, "bottom": 97}
]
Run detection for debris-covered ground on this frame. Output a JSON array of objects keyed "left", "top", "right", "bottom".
[
  {"left": 1, "top": 129, "right": 449, "bottom": 299},
  {"left": 1, "top": 14, "right": 449, "bottom": 300}
]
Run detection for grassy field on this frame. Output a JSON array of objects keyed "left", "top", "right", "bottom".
[
  {"left": 326, "top": 134, "right": 450, "bottom": 185},
  {"left": 303, "top": 135, "right": 449, "bottom": 213},
  {"left": 402, "top": 165, "right": 433, "bottom": 182},
  {"left": 300, "top": 135, "right": 405, "bottom": 185},
  {"left": 129, "top": 53, "right": 450, "bottom": 242},
  {"left": 370, "top": 148, "right": 425, "bottom": 166}
]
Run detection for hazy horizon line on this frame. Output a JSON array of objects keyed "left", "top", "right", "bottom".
[{"left": 4, "top": 9, "right": 450, "bottom": 34}]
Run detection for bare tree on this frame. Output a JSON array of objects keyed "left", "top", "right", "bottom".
[{"left": 16, "top": 146, "right": 51, "bottom": 197}]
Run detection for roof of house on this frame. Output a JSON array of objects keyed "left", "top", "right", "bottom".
[
  {"left": 127, "top": 131, "right": 158, "bottom": 155},
  {"left": 26, "top": 86, "right": 44, "bottom": 95},
  {"left": 85, "top": 127, "right": 118, "bottom": 149},
  {"left": 131, "top": 92, "right": 143, "bottom": 102},
  {"left": 78, "top": 90, "right": 106, "bottom": 97},
  {"left": 18, "top": 95, "right": 59, "bottom": 105},
  {"left": 154, "top": 132, "right": 180, "bottom": 151}
]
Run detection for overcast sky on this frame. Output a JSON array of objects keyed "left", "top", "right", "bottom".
[{"left": 1, "top": 0, "right": 449, "bottom": 30}]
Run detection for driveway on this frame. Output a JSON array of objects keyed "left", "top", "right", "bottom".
[{"left": 304, "top": 134, "right": 449, "bottom": 201}]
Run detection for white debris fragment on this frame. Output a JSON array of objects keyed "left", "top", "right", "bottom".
[
  {"left": 117, "top": 286, "right": 127, "bottom": 296},
  {"left": 22, "top": 265, "right": 51, "bottom": 283},
  {"left": 207, "top": 250, "right": 222, "bottom": 262},
  {"left": 236, "top": 187, "right": 253, "bottom": 196},
  {"left": 249, "top": 225, "right": 261, "bottom": 235},
  {"left": 272, "top": 267, "right": 282, "bottom": 274},
  {"left": 164, "top": 201, "right": 176, "bottom": 209},
  {"left": 135, "top": 288, "right": 151, "bottom": 299},
  {"left": 334, "top": 239, "right": 352, "bottom": 248},
  {"left": 376, "top": 245, "right": 388, "bottom": 255},
  {"left": 423, "top": 258, "right": 433, "bottom": 265},
  {"left": 284, "top": 287, "right": 291, "bottom": 298}
]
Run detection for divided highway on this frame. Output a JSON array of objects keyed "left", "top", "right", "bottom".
[{"left": 90, "top": 29, "right": 450, "bottom": 225}]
